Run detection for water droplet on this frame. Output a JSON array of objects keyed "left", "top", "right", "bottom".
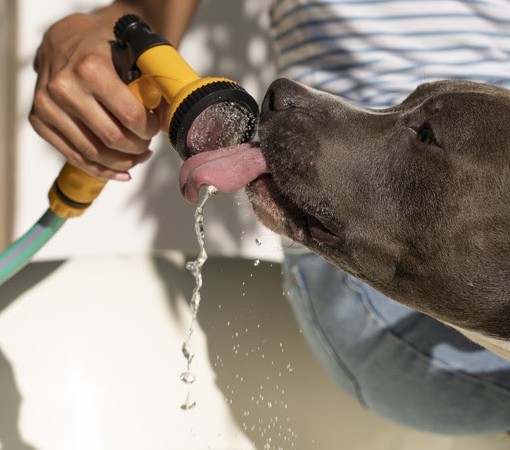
[
  {"left": 180, "top": 393, "right": 197, "bottom": 410},
  {"left": 180, "top": 371, "right": 196, "bottom": 384},
  {"left": 254, "top": 259, "right": 260, "bottom": 266},
  {"left": 182, "top": 343, "right": 194, "bottom": 363},
  {"left": 255, "top": 238, "right": 262, "bottom": 246}
]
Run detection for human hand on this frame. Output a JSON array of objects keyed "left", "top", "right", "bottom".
[{"left": 29, "top": 13, "right": 161, "bottom": 181}]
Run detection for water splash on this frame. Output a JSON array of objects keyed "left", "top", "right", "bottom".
[
  {"left": 180, "top": 185, "right": 218, "bottom": 411},
  {"left": 187, "top": 101, "right": 256, "bottom": 154}
]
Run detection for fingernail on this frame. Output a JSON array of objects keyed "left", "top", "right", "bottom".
[{"left": 113, "top": 172, "right": 131, "bottom": 181}]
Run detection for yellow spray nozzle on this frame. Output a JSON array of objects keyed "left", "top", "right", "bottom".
[
  {"left": 115, "top": 15, "right": 258, "bottom": 159},
  {"left": 49, "top": 14, "right": 259, "bottom": 218}
]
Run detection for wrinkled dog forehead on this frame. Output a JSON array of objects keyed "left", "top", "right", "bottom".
[
  {"left": 391, "top": 80, "right": 510, "bottom": 122},
  {"left": 398, "top": 79, "right": 510, "bottom": 104}
]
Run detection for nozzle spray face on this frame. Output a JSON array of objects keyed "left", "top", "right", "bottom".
[
  {"left": 169, "top": 80, "right": 259, "bottom": 159},
  {"left": 186, "top": 101, "right": 257, "bottom": 155}
]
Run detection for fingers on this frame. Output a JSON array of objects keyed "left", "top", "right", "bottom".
[
  {"left": 92, "top": 68, "right": 161, "bottom": 140},
  {"left": 29, "top": 109, "right": 153, "bottom": 181},
  {"left": 46, "top": 74, "right": 153, "bottom": 155}
]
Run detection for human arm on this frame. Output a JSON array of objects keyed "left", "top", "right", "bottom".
[{"left": 29, "top": 0, "right": 201, "bottom": 180}]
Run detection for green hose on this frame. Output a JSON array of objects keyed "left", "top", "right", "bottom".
[{"left": 0, "top": 209, "right": 66, "bottom": 285}]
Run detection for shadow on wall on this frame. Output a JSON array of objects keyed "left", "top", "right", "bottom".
[
  {"left": 0, "top": 262, "right": 63, "bottom": 450},
  {"left": 130, "top": 0, "right": 276, "bottom": 256},
  {"left": 0, "top": 347, "right": 38, "bottom": 450}
]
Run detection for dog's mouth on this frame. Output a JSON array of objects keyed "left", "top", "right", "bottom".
[
  {"left": 179, "top": 144, "right": 343, "bottom": 247},
  {"left": 246, "top": 174, "right": 343, "bottom": 246}
]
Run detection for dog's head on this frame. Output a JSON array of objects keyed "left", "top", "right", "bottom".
[{"left": 248, "top": 78, "right": 510, "bottom": 338}]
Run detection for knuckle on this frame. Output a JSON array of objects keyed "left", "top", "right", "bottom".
[
  {"left": 28, "top": 113, "right": 42, "bottom": 134},
  {"left": 31, "top": 91, "right": 49, "bottom": 115},
  {"left": 66, "top": 151, "right": 84, "bottom": 168},
  {"left": 47, "top": 70, "right": 72, "bottom": 99},
  {"left": 74, "top": 54, "right": 102, "bottom": 82},
  {"left": 101, "top": 126, "right": 126, "bottom": 149},
  {"left": 79, "top": 144, "right": 100, "bottom": 162},
  {"left": 120, "top": 103, "right": 145, "bottom": 128},
  {"left": 28, "top": 110, "right": 38, "bottom": 125}
]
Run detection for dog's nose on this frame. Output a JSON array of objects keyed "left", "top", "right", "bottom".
[{"left": 263, "top": 78, "right": 299, "bottom": 112}]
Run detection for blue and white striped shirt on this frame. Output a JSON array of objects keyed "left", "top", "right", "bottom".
[{"left": 269, "top": 0, "right": 510, "bottom": 108}]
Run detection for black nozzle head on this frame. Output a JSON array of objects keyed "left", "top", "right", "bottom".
[
  {"left": 113, "top": 14, "right": 170, "bottom": 61},
  {"left": 169, "top": 81, "right": 259, "bottom": 159},
  {"left": 113, "top": 14, "right": 149, "bottom": 44}
]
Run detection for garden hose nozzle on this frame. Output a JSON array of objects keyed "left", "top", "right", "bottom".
[{"left": 49, "top": 13, "right": 259, "bottom": 218}]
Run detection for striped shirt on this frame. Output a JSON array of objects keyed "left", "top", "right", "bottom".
[{"left": 269, "top": 0, "right": 510, "bottom": 108}]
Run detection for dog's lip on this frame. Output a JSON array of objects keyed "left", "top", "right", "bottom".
[
  {"left": 247, "top": 174, "right": 307, "bottom": 242},
  {"left": 306, "top": 215, "right": 343, "bottom": 245},
  {"left": 248, "top": 175, "right": 343, "bottom": 246}
]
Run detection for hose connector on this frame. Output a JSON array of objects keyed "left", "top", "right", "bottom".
[{"left": 48, "top": 164, "right": 107, "bottom": 218}]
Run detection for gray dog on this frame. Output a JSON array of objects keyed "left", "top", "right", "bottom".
[{"left": 180, "top": 78, "right": 510, "bottom": 360}]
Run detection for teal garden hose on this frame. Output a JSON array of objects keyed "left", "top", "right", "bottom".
[{"left": 0, "top": 210, "right": 65, "bottom": 284}]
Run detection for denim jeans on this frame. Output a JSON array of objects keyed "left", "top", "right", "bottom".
[{"left": 282, "top": 244, "right": 510, "bottom": 435}]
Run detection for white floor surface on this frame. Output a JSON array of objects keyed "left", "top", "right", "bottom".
[{"left": 0, "top": 253, "right": 508, "bottom": 450}]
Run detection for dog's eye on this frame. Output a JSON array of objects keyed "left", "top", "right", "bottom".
[{"left": 416, "top": 124, "right": 440, "bottom": 147}]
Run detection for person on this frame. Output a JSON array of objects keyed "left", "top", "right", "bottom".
[{"left": 30, "top": 0, "right": 510, "bottom": 435}]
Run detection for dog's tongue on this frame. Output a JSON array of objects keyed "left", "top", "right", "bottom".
[{"left": 179, "top": 143, "right": 269, "bottom": 203}]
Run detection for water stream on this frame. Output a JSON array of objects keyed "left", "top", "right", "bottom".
[{"left": 180, "top": 185, "right": 218, "bottom": 410}]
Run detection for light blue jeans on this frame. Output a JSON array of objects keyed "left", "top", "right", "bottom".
[{"left": 282, "top": 245, "right": 510, "bottom": 435}]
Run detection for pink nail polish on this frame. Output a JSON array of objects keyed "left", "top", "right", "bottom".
[{"left": 113, "top": 172, "right": 131, "bottom": 181}]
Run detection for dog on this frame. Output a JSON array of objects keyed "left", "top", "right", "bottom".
[{"left": 180, "top": 78, "right": 510, "bottom": 361}]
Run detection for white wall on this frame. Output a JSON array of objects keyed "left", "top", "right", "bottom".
[{"left": 14, "top": 0, "right": 280, "bottom": 261}]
